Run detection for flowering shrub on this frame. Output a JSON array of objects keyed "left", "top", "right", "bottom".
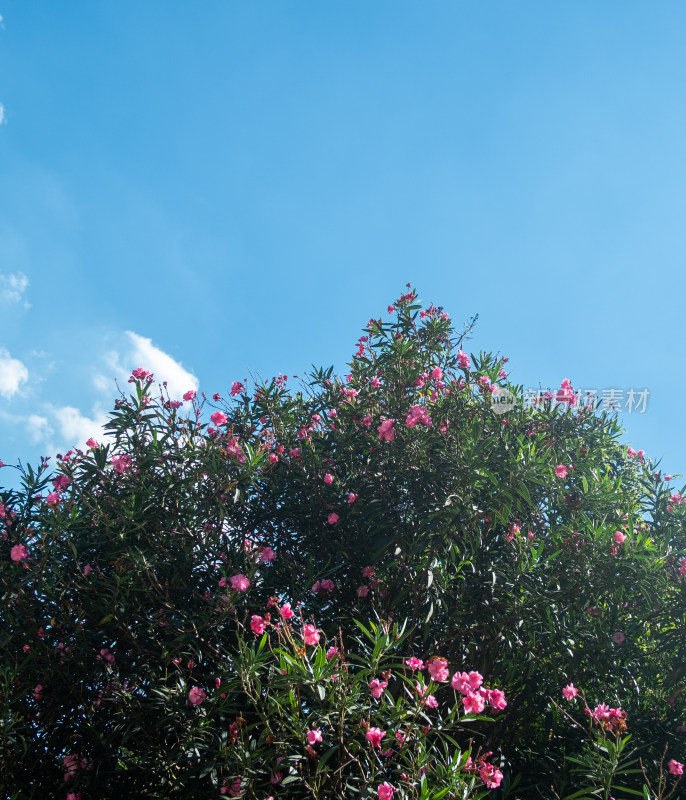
[{"left": 1, "top": 287, "right": 685, "bottom": 798}]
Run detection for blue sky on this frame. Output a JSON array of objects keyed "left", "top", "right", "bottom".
[{"left": 1, "top": 1, "right": 685, "bottom": 487}]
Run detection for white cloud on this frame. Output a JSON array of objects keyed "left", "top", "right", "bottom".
[
  {"left": 25, "top": 414, "right": 53, "bottom": 444},
  {"left": 0, "top": 410, "right": 53, "bottom": 447},
  {"left": 52, "top": 405, "right": 108, "bottom": 449},
  {"left": 0, "top": 272, "right": 30, "bottom": 305},
  {"left": 123, "top": 331, "right": 199, "bottom": 399},
  {"left": 0, "top": 348, "right": 29, "bottom": 398},
  {"left": 0, "top": 103, "right": 5, "bottom": 126},
  {"left": 92, "top": 372, "right": 111, "bottom": 393}
]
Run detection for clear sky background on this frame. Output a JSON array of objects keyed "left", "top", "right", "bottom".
[{"left": 0, "top": 2, "right": 685, "bottom": 488}]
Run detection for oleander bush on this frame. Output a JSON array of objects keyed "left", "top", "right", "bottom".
[{"left": 1, "top": 288, "right": 684, "bottom": 800}]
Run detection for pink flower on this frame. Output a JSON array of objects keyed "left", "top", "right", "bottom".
[
  {"left": 487, "top": 688, "right": 507, "bottom": 710},
  {"left": 86, "top": 438, "right": 99, "bottom": 448},
  {"left": 405, "top": 657, "right": 424, "bottom": 670},
  {"left": 130, "top": 367, "right": 152, "bottom": 382},
  {"left": 377, "top": 419, "right": 396, "bottom": 442},
  {"left": 210, "top": 411, "right": 228, "bottom": 426},
  {"left": 505, "top": 523, "right": 520, "bottom": 542},
  {"left": 562, "top": 683, "right": 578, "bottom": 701},
  {"left": 362, "top": 565, "right": 375, "bottom": 578},
  {"left": 406, "top": 404, "right": 432, "bottom": 429},
  {"left": 323, "top": 473, "right": 334, "bottom": 485},
  {"left": 66, "top": 793, "right": 82, "bottom": 800},
  {"left": 10, "top": 544, "right": 28, "bottom": 562},
  {"left": 378, "top": 782, "right": 394, "bottom": 800},
  {"left": 668, "top": 759, "right": 684, "bottom": 775},
  {"left": 463, "top": 691, "right": 486, "bottom": 714},
  {"left": 187, "top": 686, "right": 206, "bottom": 706},
  {"left": 431, "top": 367, "right": 443, "bottom": 380},
  {"left": 260, "top": 546, "right": 276, "bottom": 563},
  {"left": 556, "top": 378, "right": 577, "bottom": 405},
  {"left": 612, "top": 631, "right": 626, "bottom": 645},
  {"left": 369, "top": 678, "right": 388, "bottom": 698},
  {"left": 45, "top": 492, "right": 61, "bottom": 506},
  {"left": 250, "top": 615, "right": 267, "bottom": 635},
  {"left": 479, "top": 763, "right": 503, "bottom": 789},
  {"left": 554, "top": 464, "right": 568, "bottom": 478},
  {"left": 97, "top": 648, "right": 115, "bottom": 665},
  {"left": 327, "top": 513, "right": 339, "bottom": 525},
  {"left": 231, "top": 381, "right": 245, "bottom": 396},
  {"left": 63, "top": 754, "right": 84, "bottom": 782},
  {"left": 357, "top": 585, "right": 369, "bottom": 597},
  {"left": 112, "top": 454, "right": 132, "bottom": 475},
  {"left": 326, "top": 646, "right": 339, "bottom": 660},
  {"left": 457, "top": 350, "right": 471, "bottom": 370},
  {"left": 280, "top": 602, "right": 294, "bottom": 619},
  {"left": 366, "top": 727, "right": 385, "bottom": 748},
  {"left": 306, "top": 728, "right": 323, "bottom": 745},
  {"left": 466, "top": 671, "right": 483, "bottom": 690},
  {"left": 614, "top": 531, "right": 627, "bottom": 544},
  {"left": 52, "top": 474, "right": 71, "bottom": 491},
  {"left": 224, "top": 778, "right": 244, "bottom": 797},
  {"left": 586, "top": 703, "right": 627, "bottom": 733},
  {"left": 183, "top": 390, "right": 197, "bottom": 401},
  {"left": 312, "top": 578, "right": 335, "bottom": 594},
  {"left": 347, "top": 492, "right": 358, "bottom": 503},
  {"left": 302, "top": 624, "right": 320, "bottom": 646},
  {"left": 230, "top": 574, "right": 250, "bottom": 592},
  {"left": 427, "top": 657, "right": 449, "bottom": 683},
  {"left": 33, "top": 684, "right": 43, "bottom": 700}
]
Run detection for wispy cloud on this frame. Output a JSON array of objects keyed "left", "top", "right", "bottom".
[
  {"left": 0, "top": 272, "right": 30, "bottom": 306},
  {"left": 0, "top": 410, "right": 53, "bottom": 448},
  {"left": 0, "top": 348, "right": 29, "bottom": 398},
  {"left": 0, "top": 103, "right": 5, "bottom": 126},
  {"left": 51, "top": 405, "right": 108, "bottom": 449},
  {"left": 25, "top": 414, "right": 53, "bottom": 445}
]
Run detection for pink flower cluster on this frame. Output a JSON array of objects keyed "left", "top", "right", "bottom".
[
  {"left": 112, "top": 454, "right": 132, "bottom": 475},
  {"left": 378, "top": 419, "right": 395, "bottom": 442},
  {"left": 457, "top": 349, "right": 471, "bottom": 370},
  {"left": 406, "top": 404, "right": 432, "bottom": 429},
  {"left": 627, "top": 447, "right": 645, "bottom": 463},
  {"left": 129, "top": 367, "right": 153, "bottom": 383},
  {"left": 562, "top": 683, "right": 578, "bottom": 700},
  {"left": 63, "top": 754, "right": 91, "bottom": 783},
  {"left": 10, "top": 544, "right": 28, "bottom": 562},
  {"left": 556, "top": 378, "right": 577, "bottom": 405},
  {"left": 585, "top": 703, "right": 627, "bottom": 734},
  {"left": 312, "top": 578, "right": 335, "bottom": 595},
  {"left": 451, "top": 669, "right": 507, "bottom": 713}
]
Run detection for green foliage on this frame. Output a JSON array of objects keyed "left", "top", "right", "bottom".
[{"left": 1, "top": 289, "right": 684, "bottom": 799}]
